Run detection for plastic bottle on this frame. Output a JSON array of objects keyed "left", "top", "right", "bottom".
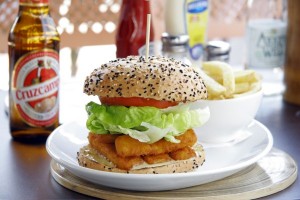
[
  {"left": 185, "top": 0, "right": 209, "bottom": 65},
  {"left": 116, "top": 0, "right": 154, "bottom": 58}
]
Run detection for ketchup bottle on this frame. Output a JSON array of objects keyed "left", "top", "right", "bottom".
[{"left": 116, "top": 0, "right": 154, "bottom": 58}]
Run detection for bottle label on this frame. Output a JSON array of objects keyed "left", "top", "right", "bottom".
[
  {"left": 247, "top": 19, "right": 287, "bottom": 68},
  {"left": 12, "top": 50, "right": 59, "bottom": 127}
]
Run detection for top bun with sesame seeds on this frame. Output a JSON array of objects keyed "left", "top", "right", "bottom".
[{"left": 83, "top": 56, "right": 207, "bottom": 103}]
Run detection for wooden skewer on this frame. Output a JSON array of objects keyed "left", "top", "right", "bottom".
[{"left": 145, "top": 14, "right": 151, "bottom": 62}]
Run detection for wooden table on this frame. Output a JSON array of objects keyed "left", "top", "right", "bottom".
[{"left": 0, "top": 88, "right": 299, "bottom": 199}]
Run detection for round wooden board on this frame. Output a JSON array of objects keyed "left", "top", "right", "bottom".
[{"left": 50, "top": 148, "right": 297, "bottom": 200}]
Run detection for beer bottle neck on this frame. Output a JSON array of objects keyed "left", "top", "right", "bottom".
[{"left": 19, "top": 0, "right": 50, "bottom": 15}]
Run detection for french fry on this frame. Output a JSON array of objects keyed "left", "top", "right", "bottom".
[
  {"left": 203, "top": 71, "right": 223, "bottom": 84},
  {"left": 234, "top": 82, "right": 250, "bottom": 94},
  {"left": 233, "top": 82, "right": 261, "bottom": 98},
  {"left": 209, "top": 94, "right": 226, "bottom": 100},
  {"left": 198, "top": 61, "right": 262, "bottom": 99},
  {"left": 234, "top": 70, "right": 261, "bottom": 83},
  {"left": 203, "top": 61, "right": 235, "bottom": 98},
  {"left": 197, "top": 69, "right": 226, "bottom": 98}
]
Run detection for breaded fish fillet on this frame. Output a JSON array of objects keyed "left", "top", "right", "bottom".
[
  {"left": 169, "top": 146, "right": 196, "bottom": 160},
  {"left": 89, "top": 137, "right": 144, "bottom": 170},
  {"left": 88, "top": 132, "right": 121, "bottom": 144},
  {"left": 143, "top": 153, "right": 172, "bottom": 164},
  {"left": 115, "top": 129, "right": 197, "bottom": 157}
]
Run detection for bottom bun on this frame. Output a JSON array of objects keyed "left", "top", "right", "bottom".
[{"left": 77, "top": 144, "right": 205, "bottom": 174}]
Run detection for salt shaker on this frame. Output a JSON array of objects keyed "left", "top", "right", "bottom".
[
  {"left": 161, "top": 33, "right": 192, "bottom": 66},
  {"left": 205, "top": 40, "right": 231, "bottom": 62}
]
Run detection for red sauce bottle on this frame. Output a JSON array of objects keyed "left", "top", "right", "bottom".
[{"left": 116, "top": 0, "right": 154, "bottom": 58}]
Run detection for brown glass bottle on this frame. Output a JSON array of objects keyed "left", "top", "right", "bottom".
[{"left": 8, "top": 0, "right": 60, "bottom": 143}]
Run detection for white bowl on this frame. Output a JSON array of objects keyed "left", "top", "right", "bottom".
[{"left": 194, "top": 90, "right": 263, "bottom": 143}]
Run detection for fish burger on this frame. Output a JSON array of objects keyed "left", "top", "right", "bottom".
[{"left": 78, "top": 56, "right": 210, "bottom": 174}]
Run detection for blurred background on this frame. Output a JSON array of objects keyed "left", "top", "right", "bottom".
[
  {"left": 0, "top": 0, "right": 255, "bottom": 87},
  {"left": 0, "top": 0, "right": 288, "bottom": 121},
  {"left": 0, "top": 0, "right": 249, "bottom": 49}
]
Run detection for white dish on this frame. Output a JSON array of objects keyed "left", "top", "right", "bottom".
[
  {"left": 46, "top": 120, "right": 273, "bottom": 191},
  {"left": 195, "top": 90, "right": 263, "bottom": 143}
]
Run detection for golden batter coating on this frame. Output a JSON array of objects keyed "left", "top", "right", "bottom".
[
  {"left": 89, "top": 137, "right": 144, "bottom": 170},
  {"left": 115, "top": 129, "right": 197, "bottom": 157},
  {"left": 88, "top": 132, "right": 120, "bottom": 144},
  {"left": 143, "top": 153, "right": 172, "bottom": 164},
  {"left": 169, "top": 146, "right": 196, "bottom": 161}
]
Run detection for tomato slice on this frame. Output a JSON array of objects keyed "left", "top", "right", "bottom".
[{"left": 99, "top": 97, "right": 178, "bottom": 109}]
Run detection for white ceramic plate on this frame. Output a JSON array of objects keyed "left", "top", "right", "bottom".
[{"left": 46, "top": 120, "right": 273, "bottom": 191}]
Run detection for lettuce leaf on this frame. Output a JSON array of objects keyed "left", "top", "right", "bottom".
[{"left": 85, "top": 101, "right": 209, "bottom": 143}]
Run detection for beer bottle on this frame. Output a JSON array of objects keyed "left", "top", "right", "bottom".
[{"left": 8, "top": 0, "right": 60, "bottom": 143}]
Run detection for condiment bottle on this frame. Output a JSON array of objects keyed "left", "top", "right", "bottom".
[
  {"left": 115, "top": 0, "right": 154, "bottom": 58},
  {"left": 8, "top": 0, "right": 60, "bottom": 143},
  {"left": 164, "top": 0, "right": 186, "bottom": 36},
  {"left": 185, "top": 0, "right": 209, "bottom": 66}
]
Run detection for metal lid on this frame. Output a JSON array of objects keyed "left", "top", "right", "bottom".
[
  {"left": 161, "top": 32, "right": 189, "bottom": 53},
  {"left": 206, "top": 40, "right": 231, "bottom": 56}
]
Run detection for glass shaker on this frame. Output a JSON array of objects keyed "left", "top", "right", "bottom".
[
  {"left": 205, "top": 40, "right": 231, "bottom": 62},
  {"left": 161, "top": 33, "right": 192, "bottom": 66}
]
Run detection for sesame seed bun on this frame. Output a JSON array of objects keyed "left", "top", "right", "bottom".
[{"left": 83, "top": 56, "right": 207, "bottom": 102}]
